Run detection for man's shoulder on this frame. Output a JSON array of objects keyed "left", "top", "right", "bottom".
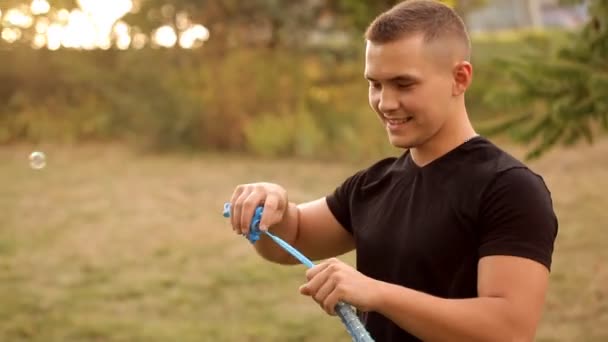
[
  {"left": 465, "top": 137, "right": 549, "bottom": 193},
  {"left": 464, "top": 137, "right": 529, "bottom": 174}
]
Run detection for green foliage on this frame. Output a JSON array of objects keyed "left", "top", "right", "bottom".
[
  {"left": 482, "top": 1, "right": 607, "bottom": 159},
  {"left": 244, "top": 113, "right": 295, "bottom": 158},
  {"left": 452, "top": 0, "right": 488, "bottom": 19},
  {"left": 328, "top": 0, "right": 487, "bottom": 34},
  {"left": 330, "top": 0, "right": 399, "bottom": 33},
  {"left": 0, "top": 0, "right": 487, "bottom": 51},
  {"left": 292, "top": 110, "right": 328, "bottom": 158},
  {"left": 1, "top": 30, "right": 572, "bottom": 161},
  {"left": 3, "top": 0, "right": 601, "bottom": 161},
  {"left": 120, "top": 0, "right": 325, "bottom": 50},
  {"left": 244, "top": 110, "right": 334, "bottom": 159}
]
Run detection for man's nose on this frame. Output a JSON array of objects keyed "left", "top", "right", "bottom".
[{"left": 378, "top": 89, "right": 399, "bottom": 113}]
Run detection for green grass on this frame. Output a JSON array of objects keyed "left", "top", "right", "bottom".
[{"left": 1, "top": 140, "right": 607, "bottom": 341}]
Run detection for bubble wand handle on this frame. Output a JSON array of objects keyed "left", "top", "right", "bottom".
[{"left": 222, "top": 203, "right": 374, "bottom": 342}]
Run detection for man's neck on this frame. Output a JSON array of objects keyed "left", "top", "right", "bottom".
[{"left": 409, "top": 114, "right": 477, "bottom": 167}]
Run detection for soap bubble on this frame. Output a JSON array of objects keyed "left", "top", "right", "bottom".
[{"left": 29, "top": 151, "right": 46, "bottom": 170}]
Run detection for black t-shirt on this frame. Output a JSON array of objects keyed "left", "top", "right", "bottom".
[{"left": 325, "top": 136, "right": 558, "bottom": 342}]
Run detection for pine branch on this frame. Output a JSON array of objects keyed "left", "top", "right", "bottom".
[{"left": 483, "top": 0, "right": 608, "bottom": 160}]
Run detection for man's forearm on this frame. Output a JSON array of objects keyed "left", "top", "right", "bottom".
[
  {"left": 253, "top": 202, "right": 300, "bottom": 264},
  {"left": 373, "top": 282, "right": 530, "bottom": 342}
]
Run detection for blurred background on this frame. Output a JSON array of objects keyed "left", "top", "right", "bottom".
[{"left": 0, "top": 0, "right": 606, "bottom": 341}]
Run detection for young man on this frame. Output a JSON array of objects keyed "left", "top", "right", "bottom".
[{"left": 227, "top": 1, "right": 558, "bottom": 341}]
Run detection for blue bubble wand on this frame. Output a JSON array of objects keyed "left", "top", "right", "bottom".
[{"left": 223, "top": 203, "right": 374, "bottom": 342}]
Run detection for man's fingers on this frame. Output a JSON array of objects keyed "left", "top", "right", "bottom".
[
  {"left": 302, "top": 263, "right": 333, "bottom": 298},
  {"left": 260, "top": 194, "right": 283, "bottom": 231},
  {"left": 231, "top": 186, "right": 250, "bottom": 234},
  {"left": 228, "top": 183, "right": 288, "bottom": 236},
  {"left": 313, "top": 277, "right": 336, "bottom": 305},
  {"left": 229, "top": 185, "right": 244, "bottom": 233},
  {"left": 323, "top": 289, "right": 342, "bottom": 316},
  {"left": 305, "top": 259, "right": 336, "bottom": 281},
  {"left": 240, "top": 190, "right": 266, "bottom": 236},
  {"left": 301, "top": 262, "right": 343, "bottom": 316}
]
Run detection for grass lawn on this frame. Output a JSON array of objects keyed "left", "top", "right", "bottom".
[{"left": 1, "top": 138, "right": 606, "bottom": 341}]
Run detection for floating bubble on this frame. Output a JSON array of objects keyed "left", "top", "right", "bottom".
[{"left": 29, "top": 151, "right": 46, "bottom": 170}]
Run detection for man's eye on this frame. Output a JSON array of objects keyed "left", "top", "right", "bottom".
[
  {"left": 370, "top": 82, "right": 381, "bottom": 89},
  {"left": 397, "top": 83, "right": 413, "bottom": 89}
]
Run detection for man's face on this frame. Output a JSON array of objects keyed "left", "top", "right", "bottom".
[{"left": 365, "top": 35, "right": 457, "bottom": 149}]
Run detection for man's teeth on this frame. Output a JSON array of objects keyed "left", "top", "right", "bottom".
[{"left": 388, "top": 118, "right": 410, "bottom": 124}]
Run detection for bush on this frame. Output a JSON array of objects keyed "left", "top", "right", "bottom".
[{"left": 0, "top": 29, "right": 569, "bottom": 160}]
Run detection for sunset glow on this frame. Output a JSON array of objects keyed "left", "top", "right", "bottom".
[{"left": 1, "top": 0, "right": 211, "bottom": 50}]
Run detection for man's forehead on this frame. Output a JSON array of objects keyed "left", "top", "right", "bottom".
[
  {"left": 365, "top": 34, "right": 464, "bottom": 78},
  {"left": 365, "top": 35, "right": 425, "bottom": 57},
  {"left": 364, "top": 69, "right": 421, "bottom": 82},
  {"left": 364, "top": 37, "right": 426, "bottom": 79}
]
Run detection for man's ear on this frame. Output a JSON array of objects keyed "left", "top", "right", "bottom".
[{"left": 452, "top": 61, "right": 473, "bottom": 96}]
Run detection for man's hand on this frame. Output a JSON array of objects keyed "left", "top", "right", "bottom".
[
  {"left": 299, "top": 258, "right": 380, "bottom": 315},
  {"left": 229, "top": 182, "right": 289, "bottom": 236}
]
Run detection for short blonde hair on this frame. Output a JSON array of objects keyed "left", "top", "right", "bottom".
[{"left": 365, "top": 0, "right": 471, "bottom": 59}]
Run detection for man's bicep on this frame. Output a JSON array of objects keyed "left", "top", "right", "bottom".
[
  {"left": 294, "top": 198, "right": 355, "bottom": 261},
  {"left": 479, "top": 167, "right": 558, "bottom": 271},
  {"left": 478, "top": 255, "right": 550, "bottom": 339}
]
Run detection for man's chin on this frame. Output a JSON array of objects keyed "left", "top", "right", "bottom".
[{"left": 388, "top": 136, "right": 417, "bottom": 149}]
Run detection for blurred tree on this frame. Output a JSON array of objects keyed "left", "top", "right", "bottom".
[
  {"left": 0, "top": 0, "right": 79, "bottom": 50},
  {"left": 451, "top": 0, "right": 487, "bottom": 25},
  {"left": 484, "top": 0, "right": 607, "bottom": 159},
  {"left": 328, "top": 0, "right": 487, "bottom": 34},
  {"left": 329, "top": 0, "right": 400, "bottom": 33},
  {"left": 1, "top": 0, "right": 489, "bottom": 51},
  {"left": 118, "top": 0, "right": 489, "bottom": 52},
  {"left": 0, "top": 0, "right": 325, "bottom": 50},
  {"left": 0, "top": 0, "right": 77, "bottom": 10},
  {"left": 120, "top": 0, "right": 325, "bottom": 51}
]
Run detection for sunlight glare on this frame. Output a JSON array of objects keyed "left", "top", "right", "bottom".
[
  {"left": 76, "top": 0, "right": 132, "bottom": 49},
  {"left": 56, "top": 9, "right": 70, "bottom": 23},
  {"left": 2, "top": 27, "right": 22, "bottom": 43},
  {"left": 31, "top": 0, "right": 51, "bottom": 15},
  {"left": 78, "top": 0, "right": 133, "bottom": 23},
  {"left": 176, "top": 12, "right": 190, "bottom": 31},
  {"left": 4, "top": 8, "right": 33, "bottom": 28},
  {"left": 60, "top": 9, "right": 96, "bottom": 49},
  {"left": 154, "top": 25, "right": 177, "bottom": 48},
  {"left": 47, "top": 23, "right": 61, "bottom": 50},
  {"left": 114, "top": 21, "right": 131, "bottom": 49},
  {"left": 179, "top": 25, "right": 210, "bottom": 49},
  {"left": 2, "top": 0, "right": 210, "bottom": 50},
  {"left": 32, "top": 33, "right": 46, "bottom": 48},
  {"left": 35, "top": 17, "right": 49, "bottom": 33},
  {"left": 132, "top": 32, "right": 147, "bottom": 49},
  {"left": 99, "top": 37, "right": 111, "bottom": 50}
]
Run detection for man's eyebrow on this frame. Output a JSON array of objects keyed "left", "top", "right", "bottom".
[{"left": 365, "top": 74, "right": 420, "bottom": 83}]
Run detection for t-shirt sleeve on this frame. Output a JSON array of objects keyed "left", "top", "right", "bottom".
[
  {"left": 478, "top": 167, "right": 558, "bottom": 271},
  {"left": 325, "top": 170, "right": 366, "bottom": 234}
]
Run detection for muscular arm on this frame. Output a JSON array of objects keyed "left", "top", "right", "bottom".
[
  {"left": 254, "top": 198, "right": 355, "bottom": 264},
  {"left": 371, "top": 255, "right": 550, "bottom": 341},
  {"left": 369, "top": 168, "right": 556, "bottom": 341}
]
